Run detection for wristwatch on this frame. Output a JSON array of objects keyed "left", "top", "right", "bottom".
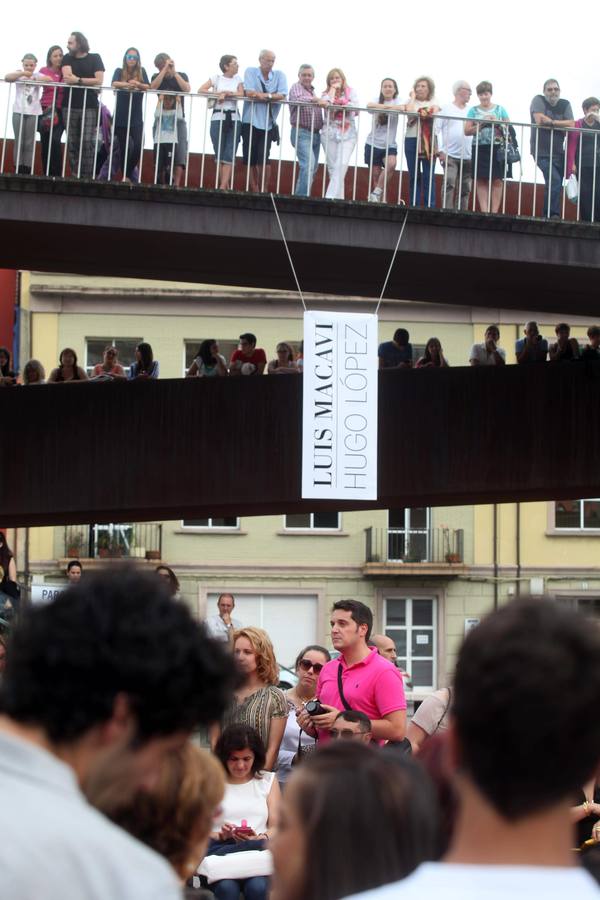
[
  {"left": 268, "top": 93, "right": 272, "bottom": 101},
  {"left": 78, "top": 77, "right": 83, "bottom": 86}
]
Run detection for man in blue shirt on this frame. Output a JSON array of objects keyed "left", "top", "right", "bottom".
[{"left": 242, "top": 49, "right": 288, "bottom": 191}]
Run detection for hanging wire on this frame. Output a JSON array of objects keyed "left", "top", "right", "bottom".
[
  {"left": 375, "top": 208, "right": 409, "bottom": 315},
  {"left": 270, "top": 192, "right": 306, "bottom": 311}
]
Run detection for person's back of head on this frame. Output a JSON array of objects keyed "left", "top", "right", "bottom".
[
  {"left": 452, "top": 597, "right": 600, "bottom": 820},
  {"left": 275, "top": 741, "right": 436, "bottom": 900},
  {"left": 0, "top": 566, "right": 235, "bottom": 746},
  {"left": 99, "top": 742, "right": 225, "bottom": 881}
]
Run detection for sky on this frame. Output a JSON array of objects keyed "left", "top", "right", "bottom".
[{"left": 1, "top": 0, "right": 597, "bottom": 174}]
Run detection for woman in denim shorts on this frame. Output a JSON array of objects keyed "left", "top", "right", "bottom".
[{"left": 199, "top": 55, "right": 244, "bottom": 190}]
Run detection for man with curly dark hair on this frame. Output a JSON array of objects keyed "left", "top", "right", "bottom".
[{"left": 0, "top": 566, "right": 235, "bottom": 899}]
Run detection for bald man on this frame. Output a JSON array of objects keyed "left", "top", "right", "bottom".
[{"left": 371, "top": 634, "right": 397, "bottom": 664}]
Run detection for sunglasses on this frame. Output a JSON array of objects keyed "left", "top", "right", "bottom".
[
  {"left": 298, "top": 659, "right": 324, "bottom": 674},
  {"left": 126, "top": 54, "right": 139, "bottom": 60}
]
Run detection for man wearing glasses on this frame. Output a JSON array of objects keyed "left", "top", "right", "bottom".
[
  {"left": 530, "top": 79, "right": 574, "bottom": 218},
  {"left": 330, "top": 710, "right": 373, "bottom": 743}
]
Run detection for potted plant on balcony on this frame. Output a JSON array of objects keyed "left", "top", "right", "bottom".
[
  {"left": 97, "top": 533, "right": 110, "bottom": 558},
  {"left": 445, "top": 551, "right": 462, "bottom": 564},
  {"left": 108, "top": 536, "right": 124, "bottom": 558},
  {"left": 66, "top": 532, "right": 85, "bottom": 558}
]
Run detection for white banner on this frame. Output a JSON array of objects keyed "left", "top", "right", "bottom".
[{"left": 302, "top": 310, "right": 378, "bottom": 500}]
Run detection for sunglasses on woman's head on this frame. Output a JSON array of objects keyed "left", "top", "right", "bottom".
[{"left": 298, "top": 659, "right": 324, "bottom": 674}]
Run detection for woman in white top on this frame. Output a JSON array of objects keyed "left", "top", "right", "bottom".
[
  {"left": 208, "top": 724, "right": 280, "bottom": 900},
  {"left": 5, "top": 53, "right": 52, "bottom": 174},
  {"left": 403, "top": 75, "right": 440, "bottom": 207},
  {"left": 186, "top": 339, "right": 228, "bottom": 377},
  {"left": 320, "top": 68, "right": 359, "bottom": 199},
  {"left": 366, "top": 78, "right": 404, "bottom": 202},
  {"left": 276, "top": 644, "right": 330, "bottom": 786},
  {"left": 199, "top": 55, "right": 244, "bottom": 190}
]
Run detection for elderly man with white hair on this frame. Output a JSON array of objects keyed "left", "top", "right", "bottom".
[
  {"left": 435, "top": 80, "right": 473, "bottom": 210},
  {"left": 242, "top": 49, "right": 288, "bottom": 192}
]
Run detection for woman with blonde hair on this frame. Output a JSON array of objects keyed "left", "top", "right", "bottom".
[
  {"left": 97, "top": 742, "right": 225, "bottom": 887},
  {"left": 267, "top": 342, "right": 298, "bottom": 375},
  {"left": 220, "top": 626, "right": 287, "bottom": 770},
  {"left": 320, "top": 67, "right": 359, "bottom": 199}
]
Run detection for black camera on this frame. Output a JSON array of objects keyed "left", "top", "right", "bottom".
[{"left": 305, "top": 699, "right": 327, "bottom": 717}]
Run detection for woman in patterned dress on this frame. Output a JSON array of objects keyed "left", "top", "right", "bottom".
[{"left": 221, "top": 627, "right": 287, "bottom": 771}]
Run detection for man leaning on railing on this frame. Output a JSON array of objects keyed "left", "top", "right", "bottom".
[{"left": 530, "top": 79, "right": 574, "bottom": 219}]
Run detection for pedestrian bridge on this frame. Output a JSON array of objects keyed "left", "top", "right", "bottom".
[
  {"left": 1, "top": 174, "right": 599, "bottom": 317},
  {"left": 2, "top": 362, "right": 599, "bottom": 527}
]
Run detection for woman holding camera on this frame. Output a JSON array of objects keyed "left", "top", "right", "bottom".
[
  {"left": 205, "top": 724, "right": 281, "bottom": 900},
  {"left": 220, "top": 627, "right": 287, "bottom": 771},
  {"left": 276, "top": 644, "right": 331, "bottom": 786}
]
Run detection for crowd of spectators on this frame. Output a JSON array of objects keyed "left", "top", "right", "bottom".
[
  {"left": 1, "top": 568, "right": 599, "bottom": 898},
  {"left": 4, "top": 37, "right": 600, "bottom": 217},
  {"left": 3, "top": 320, "right": 599, "bottom": 388}
]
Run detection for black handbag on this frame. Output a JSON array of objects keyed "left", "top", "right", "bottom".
[{"left": 495, "top": 140, "right": 520, "bottom": 165}]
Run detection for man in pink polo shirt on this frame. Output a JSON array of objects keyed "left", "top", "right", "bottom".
[{"left": 298, "top": 600, "right": 406, "bottom": 744}]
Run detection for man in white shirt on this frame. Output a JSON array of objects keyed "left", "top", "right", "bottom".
[
  {"left": 206, "top": 591, "right": 242, "bottom": 642},
  {"left": 348, "top": 597, "right": 600, "bottom": 900},
  {"left": 0, "top": 568, "right": 234, "bottom": 899},
  {"left": 436, "top": 81, "right": 473, "bottom": 210},
  {"left": 469, "top": 324, "right": 506, "bottom": 366}
]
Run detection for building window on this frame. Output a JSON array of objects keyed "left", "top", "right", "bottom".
[
  {"left": 86, "top": 338, "right": 142, "bottom": 376},
  {"left": 388, "top": 508, "right": 430, "bottom": 562},
  {"left": 554, "top": 499, "right": 600, "bottom": 530},
  {"left": 384, "top": 596, "right": 437, "bottom": 690},
  {"left": 182, "top": 517, "right": 239, "bottom": 529},
  {"left": 184, "top": 340, "right": 239, "bottom": 375},
  {"left": 555, "top": 595, "right": 600, "bottom": 621},
  {"left": 284, "top": 512, "right": 340, "bottom": 530}
]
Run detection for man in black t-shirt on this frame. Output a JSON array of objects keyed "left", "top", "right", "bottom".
[
  {"left": 150, "top": 54, "right": 190, "bottom": 187},
  {"left": 530, "top": 79, "right": 574, "bottom": 218},
  {"left": 62, "top": 31, "right": 105, "bottom": 178}
]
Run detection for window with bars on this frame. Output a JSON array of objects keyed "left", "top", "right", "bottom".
[
  {"left": 182, "top": 517, "right": 239, "bottom": 529},
  {"left": 86, "top": 338, "right": 143, "bottom": 375},
  {"left": 388, "top": 508, "right": 431, "bottom": 562},
  {"left": 284, "top": 512, "right": 340, "bottom": 530},
  {"left": 554, "top": 499, "right": 600, "bottom": 530},
  {"left": 384, "top": 596, "right": 437, "bottom": 689}
]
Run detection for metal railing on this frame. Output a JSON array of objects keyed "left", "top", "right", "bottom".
[
  {"left": 365, "top": 526, "right": 464, "bottom": 565},
  {"left": 2, "top": 78, "right": 599, "bottom": 222},
  {"left": 64, "top": 522, "right": 162, "bottom": 560}
]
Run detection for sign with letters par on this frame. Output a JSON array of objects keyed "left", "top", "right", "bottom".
[
  {"left": 302, "top": 310, "right": 378, "bottom": 500},
  {"left": 30, "top": 584, "right": 63, "bottom": 606}
]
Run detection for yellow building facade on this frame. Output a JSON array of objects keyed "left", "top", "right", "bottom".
[{"left": 14, "top": 271, "right": 600, "bottom": 702}]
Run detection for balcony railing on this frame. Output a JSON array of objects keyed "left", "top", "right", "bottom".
[
  {"left": 365, "top": 527, "right": 464, "bottom": 565},
  {"left": 64, "top": 522, "right": 162, "bottom": 561},
  {"left": 1, "top": 78, "right": 598, "bottom": 222}
]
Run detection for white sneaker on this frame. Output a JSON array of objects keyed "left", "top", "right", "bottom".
[{"left": 369, "top": 190, "right": 382, "bottom": 202}]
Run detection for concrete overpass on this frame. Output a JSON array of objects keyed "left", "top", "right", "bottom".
[{"left": 1, "top": 175, "right": 599, "bottom": 317}]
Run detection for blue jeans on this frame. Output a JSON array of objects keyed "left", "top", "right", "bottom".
[
  {"left": 290, "top": 125, "right": 321, "bottom": 196},
  {"left": 404, "top": 137, "right": 436, "bottom": 207},
  {"left": 210, "top": 116, "right": 241, "bottom": 164},
  {"left": 536, "top": 155, "right": 563, "bottom": 217},
  {"left": 213, "top": 877, "right": 269, "bottom": 900}
]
